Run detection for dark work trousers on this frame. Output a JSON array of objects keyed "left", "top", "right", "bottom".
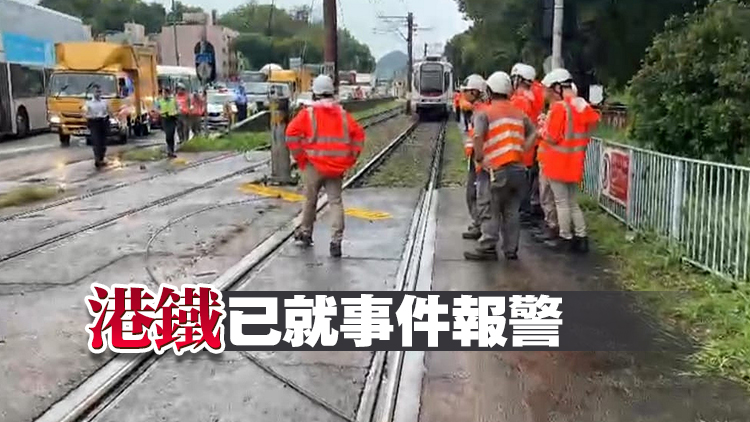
[
  {"left": 463, "top": 109, "right": 473, "bottom": 131},
  {"left": 177, "top": 114, "right": 191, "bottom": 143},
  {"left": 87, "top": 117, "right": 108, "bottom": 164},
  {"left": 236, "top": 103, "right": 248, "bottom": 122},
  {"left": 454, "top": 106, "right": 461, "bottom": 122},
  {"left": 520, "top": 163, "right": 542, "bottom": 217},
  {"left": 478, "top": 164, "right": 526, "bottom": 254},
  {"left": 162, "top": 116, "right": 177, "bottom": 154}
]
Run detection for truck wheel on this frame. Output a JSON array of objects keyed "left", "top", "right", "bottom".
[{"left": 59, "top": 134, "right": 71, "bottom": 147}]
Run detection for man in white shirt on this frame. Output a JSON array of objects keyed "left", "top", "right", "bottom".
[{"left": 83, "top": 85, "right": 110, "bottom": 169}]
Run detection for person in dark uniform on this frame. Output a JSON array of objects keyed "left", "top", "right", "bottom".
[
  {"left": 83, "top": 85, "right": 110, "bottom": 169},
  {"left": 156, "top": 87, "right": 179, "bottom": 158}
]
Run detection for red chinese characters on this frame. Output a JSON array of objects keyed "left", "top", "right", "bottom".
[{"left": 85, "top": 283, "right": 226, "bottom": 355}]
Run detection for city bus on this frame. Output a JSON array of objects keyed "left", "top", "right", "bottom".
[
  {"left": 0, "top": 0, "right": 90, "bottom": 138},
  {"left": 156, "top": 65, "right": 200, "bottom": 93}
]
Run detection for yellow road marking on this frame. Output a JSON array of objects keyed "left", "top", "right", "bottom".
[
  {"left": 171, "top": 158, "right": 189, "bottom": 165},
  {"left": 239, "top": 183, "right": 392, "bottom": 220}
]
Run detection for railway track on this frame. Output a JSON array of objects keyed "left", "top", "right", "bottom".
[
  {"left": 0, "top": 106, "right": 403, "bottom": 224},
  {"left": 0, "top": 106, "right": 404, "bottom": 267},
  {"left": 33, "top": 119, "right": 447, "bottom": 422}
]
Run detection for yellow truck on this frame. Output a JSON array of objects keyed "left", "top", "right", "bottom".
[{"left": 46, "top": 42, "right": 158, "bottom": 146}]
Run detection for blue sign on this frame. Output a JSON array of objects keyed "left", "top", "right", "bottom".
[
  {"left": 2, "top": 32, "right": 55, "bottom": 67},
  {"left": 195, "top": 52, "right": 214, "bottom": 64}
]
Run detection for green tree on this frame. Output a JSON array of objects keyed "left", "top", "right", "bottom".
[
  {"left": 630, "top": 0, "right": 750, "bottom": 163},
  {"left": 446, "top": 0, "right": 706, "bottom": 90},
  {"left": 221, "top": 2, "right": 374, "bottom": 72}
]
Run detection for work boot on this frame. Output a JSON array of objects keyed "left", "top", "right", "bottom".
[
  {"left": 533, "top": 226, "right": 558, "bottom": 242},
  {"left": 294, "top": 232, "right": 313, "bottom": 247},
  {"left": 168, "top": 151, "right": 177, "bottom": 158},
  {"left": 544, "top": 237, "right": 574, "bottom": 252},
  {"left": 573, "top": 236, "right": 589, "bottom": 254},
  {"left": 462, "top": 226, "right": 481, "bottom": 240},
  {"left": 504, "top": 251, "right": 519, "bottom": 261},
  {"left": 464, "top": 247, "right": 498, "bottom": 261},
  {"left": 94, "top": 160, "right": 107, "bottom": 169},
  {"left": 330, "top": 243, "right": 342, "bottom": 258}
]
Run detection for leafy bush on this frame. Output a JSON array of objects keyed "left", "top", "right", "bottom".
[{"left": 630, "top": 0, "right": 750, "bottom": 163}]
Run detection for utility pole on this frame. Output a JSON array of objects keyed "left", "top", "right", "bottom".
[
  {"left": 406, "top": 12, "right": 413, "bottom": 114},
  {"left": 551, "top": 0, "right": 563, "bottom": 69},
  {"left": 424, "top": 42, "right": 428, "bottom": 58},
  {"left": 376, "top": 13, "right": 421, "bottom": 114},
  {"left": 171, "top": 0, "right": 180, "bottom": 65},
  {"left": 324, "top": 0, "right": 339, "bottom": 92}
]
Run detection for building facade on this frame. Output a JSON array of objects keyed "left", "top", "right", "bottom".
[{"left": 158, "top": 12, "right": 238, "bottom": 81}]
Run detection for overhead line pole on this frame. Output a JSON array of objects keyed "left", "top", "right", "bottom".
[
  {"left": 171, "top": 0, "right": 179, "bottom": 65},
  {"left": 551, "top": 0, "right": 563, "bottom": 69},
  {"left": 406, "top": 12, "right": 413, "bottom": 114},
  {"left": 324, "top": 0, "right": 339, "bottom": 93}
]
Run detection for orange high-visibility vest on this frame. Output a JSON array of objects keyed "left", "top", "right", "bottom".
[
  {"left": 542, "top": 97, "right": 600, "bottom": 183},
  {"left": 285, "top": 102, "right": 366, "bottom": 178},
  {"left": 459, "top": 94, "right": 473, "bottom": 111},
  {"left": 511, "top": 91, "right": 539, "bottom": 168},
  {"left": 175, "top": 93, "right": 191, "bottom": 114},
  {"left": 190, "top": 95, "right": 205, "bottom": 116},
  {"left": 463, "top": 101, "right": 488, "bottom": 158},
  {"left": 480, "top": 101, "right": 527, "bottom": 170}
]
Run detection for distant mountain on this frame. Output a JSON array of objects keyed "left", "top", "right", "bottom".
[{"left": 375, "top": 50, "right": 408, "bottom": 81}]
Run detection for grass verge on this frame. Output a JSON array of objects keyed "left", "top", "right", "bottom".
[
  {"left": 0, "top": 186, "right": 60, "bottom": 209},
  {"left": 351, "top": 100, "right": 401, "bottom": 121},
  {"left": 179, "top": 132, "right": 270, "bottom": 152},
  {"left": 582, "top": 196, "right": 750, "bottom": 388},
  {"left": 440, "top": 123, "right": 468, "bottom": 187},
  {"left": 119, "top": 147, "right": 166, "bottom": 162}
]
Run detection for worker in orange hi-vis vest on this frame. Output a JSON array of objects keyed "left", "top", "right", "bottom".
[
  {"left": 464, "top": 71, "right": 538, "bottom": 261},
  {"left": 189, "top": 91, "right": 205, "bottom": 137},
  {"left": 539, "top": 68, "right": 600, "bottom": 254},
  {"left": 286, "top": 75, "right": 366, "bottom": 258},
  {"left": 510, "top": 63, "right": 545, "bottom": 228},
  {"left": 453, "top": 90, "right": 462, "bottom": 122},
  {"left": 460, "top": 74, "right": 490, "bottom": 240},
  {"left": 174, "top": 83, "right": 191, "bottom": 143}
]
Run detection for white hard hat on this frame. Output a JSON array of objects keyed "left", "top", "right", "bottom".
[
  {"left": 312, "top": 75, "right": 335, "bottom": 95},
  {"left": 541, "top": 68, "right": 573, "bottom": 88},
  {"left": 463, "top": 74, "right": 486, "bottom": 92},
  {"left": 511, "top": 63, "right": 536, "bottom": 81},
  {"left": 486, "top": 71, "right": 512, "bottom": 95}
]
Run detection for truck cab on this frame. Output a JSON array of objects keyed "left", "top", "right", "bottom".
[{"left": 47, "top": 42, "right": 157, "bottom": 146}]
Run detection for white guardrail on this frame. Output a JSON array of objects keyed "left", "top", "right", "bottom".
[{"left": 582, "top": 138, "right": 750, "bottom": 281}]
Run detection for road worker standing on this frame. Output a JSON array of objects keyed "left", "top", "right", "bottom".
[
  {"left": 459, "top": 78, "right": 479, "bottom": 132},
  {"left": 286, "top": 75, "right": 366, "bottom": 258},
  {"left": 453, "top": 89, "right": 462, "bottom": 122},
  {"left": 461, "top": 75, "right": 489, "bottom": 240},
  {"left": 189, "top": 90, "right": 205, "bottom": 137},
  {"left": 155, "top": 87, "right": 178, "bottom": 158},
  {"left": 510, "top": 63, "right": 544, "bottom": 226},
  {"left": 175, "top": 83, "right": 191, "bottom": 143},
  {"left": 539, "top": 69, "right": 600, "bottom": 253},
  {"left": 464, "top": 72, "right": 538, "bottom": 261}
]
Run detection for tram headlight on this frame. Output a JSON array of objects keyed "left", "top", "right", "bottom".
[{"left": 48, "top": 113, "right": 61, "bottom": 124}]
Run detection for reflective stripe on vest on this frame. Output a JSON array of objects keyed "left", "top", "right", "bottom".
[
  {"left": 482, "top": 107, "right": 525, "bottom": 170},
  {"left": 304, "top": 106, "right": 354, "bottom": 157},
  {"left": 542, "top": 100, "right": 591, "bottom": 183}
]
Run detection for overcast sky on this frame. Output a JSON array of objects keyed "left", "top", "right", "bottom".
[
  {"left": 26, "top": 0, "right": 471, "bottom": 61},
  {"left": 188, "top": 0, "right": 472, "bottom": 60}
]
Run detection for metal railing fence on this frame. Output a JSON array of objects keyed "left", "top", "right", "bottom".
[{"left": 582, "top": 138, "right": 750, "bottom": 281}]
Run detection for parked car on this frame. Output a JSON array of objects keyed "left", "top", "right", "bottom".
[{"left": 205, "top": 90, "right": 237, "bottom": 130}]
